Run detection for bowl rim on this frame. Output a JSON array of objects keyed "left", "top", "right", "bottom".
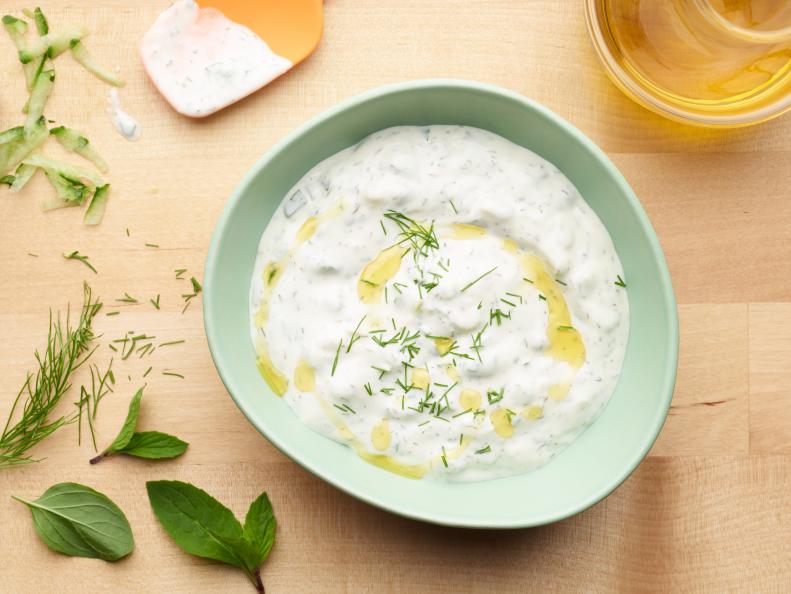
[{"left": 203, "top": 78, "right": 679, "bottom": 528}]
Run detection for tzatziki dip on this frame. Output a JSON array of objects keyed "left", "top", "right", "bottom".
[{"left": 250, "top": 126, "right": 629, "bottom": 482}]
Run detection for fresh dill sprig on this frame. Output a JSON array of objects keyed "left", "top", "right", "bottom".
[
  {"left": 615, "top": 274, "right": 627, "bottom": 288},
  {"left": 0, "top": 283, "right": 102, "bottom": 467},
  {"left": 486, "top": 388, "right": 504, "bottom": 405},
  {"left": 460, "top": 266, "right": 497, "bottom": 292},
  {"left": 75, "top": 360, "right": 114, "bottom": 451},
  {"left": 382, "top": 210, "right": 439, "bottom": 262},
  {"left": 346, "top": 316, "right": 367, "bottom": 353},
  {"left": 331, "top": 339, "right": 343, "bottom": 376},
  {"left": 63, "top": 251, "right": 97, "bottom": 274}
]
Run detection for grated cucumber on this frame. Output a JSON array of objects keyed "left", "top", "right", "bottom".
[
  {"left": 18, "top": 25, "right": 88, "bottom": 63},
  {"left": 69, "top": 40, "right": 125, "bottom": 87},
  {"left": 0, "top": 117, "right": 47, "bottom": 175},
  {"left": 24, "top": 69, "right": 54, "bottom": 134},
  {"left": 50, "top": 126, "right": 108, "bottom": 172},
  {"left": 83, "top": 183, "right": 110, "bottom": 225},
  {"left": 22, "top": 153, "right": 105, "bottom": 187},
  {"left": 10, "top": 163, "right": 37, "bottom": 193}
]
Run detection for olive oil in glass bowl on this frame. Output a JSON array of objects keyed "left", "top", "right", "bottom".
[{"left": 585, "top": 0, "right": 791, "bottom": 127}]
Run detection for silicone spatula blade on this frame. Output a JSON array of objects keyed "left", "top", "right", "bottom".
[{"left": 203, "top": 0, "right": 323, "bottom": 65}]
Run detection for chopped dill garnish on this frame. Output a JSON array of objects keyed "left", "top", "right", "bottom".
[
  {"left": 615, "top": 274, "right": 627, "bottom": 288},
  {"left": 460, "top": 266, "right": 498, "bottom": 293},
  {"left": 143, "top": 366, "right": 152, "bottom": 378},
  {"left": 418, "top": 420, "right": 430, "bottom": 427},
  {"left": 384, "top": 285, "right": 388, "bottom": 304},
  {"left": 393, "top": 282, "right": 406, "bottom": 293},
  {"left": 145, "top": 243, "right": 159, "bottom": 248},
  {"left": 441, "top": 381, "right": 459, "bottom": 399},
  {"left": 162, "top": 371, "right": 184, "bottom": 379},
  {"left": 522, "top": 277, "right": 533, "bottom": 284},
  {"left": 459, "top": 433, "right": 464, "bottom": 445},
  {"left": 487, "top": 388, "right": 504, "bottom": 405},
  {"left": 500, "top": 298, "right": 517, "bottom": 307},
  {"left": 190, "top": 277, "right": 202, "bottom": 293},
  {"left": 556, "top": 278, "right": 567, "bottom": 286},
  {"left": 434, "top": 382, "right": 448, "bottom": 388},
  {"left": 150, "top": 294, "right": 161, "bottom": 310},
  {"left": 452, "top": 408, "right": 472, "bottom": 418},
  {"left": 346, "top": 315, "right": 367, "bottom": 353},
  {"left": 440, "top": 447, "right": 448, "bottom": 468},
  {"left": 63, "top": 250, "right": 97, "bottom": 274},
  {"left": 125, "top": 228, "right": 130, "bottom": 237},
  {"left": 449, "top": 199, "right": 458, "bottom": 214},
  {"left": 475, "top": 445, "right": 491, "bottom": 455},
  {"left": 380, "top": 387, "right": 395, "bottom": 396},
  {"left": 331, "top": 339, "right": 343, "bottom": 376},
  {"left": 489, "top": 308, "right": 511, "bottom": 326},
  {"left": 380, "top": 220, "right": 387, "bottom": 235},
  {"left": 175, "top": 268, "right": 187, "bottom": 279},
  {"left": 108, "top": 344, "right": 118, "bottom": 352},
  {"left": 505, "top": 291, "right": 523, "bottom": 304},
  {"left": 159, "top": 339, "right": 185, "bottom": 347},
  {"left": 557, "top": 325, "right": 574, "bottom": 331},
  {"left": 106, "top": 311, "right": 120, "bottom": 317},
  {"left": 361, "top": 279, "right": 378, "bottom": 287},
  {"left": 538, "top": 294, "right": 547, "bottom": 301},
  {"left": 116, "top": 293, "right": 138, "bottom": 304},
  {"left": 363, "top": 383, "right": 373, "bottom": 396},
  {"left": 27, "top": 252, "right": 38, "bottom": 257}
]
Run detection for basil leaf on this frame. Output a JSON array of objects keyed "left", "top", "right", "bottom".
[
  {"left": 243, "top": 492, "right": 276, "bottom": 565},
  {"left": 107, "top": 386, "right": 144, "bottom": 452},
  {"left": 146, "top": 481, "right": 276, "bottom": 592},
  {"left": 118, "top": 431, "right": 188, "bottom": 460},
  {"left": 12, "top": 482, "right": 133, "bottom": 561}
]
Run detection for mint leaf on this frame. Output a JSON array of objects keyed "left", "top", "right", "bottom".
[
  {"left": 243, "top": 493, "right": 276, "bottom": 565},
  {"left": 146, "top": 481, "right": 276, "bottom": 593},
  {"left": 12, "top": 482, "right": 133, "bottom": 561},
  {"left": 117, "top": 431, "right": 188, "bottom": 460},
  {"left": 107, "top": 386, "right": 143, "bottom": 451}
]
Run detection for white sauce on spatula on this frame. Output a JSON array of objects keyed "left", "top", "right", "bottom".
[{"left": 140, "top": 0, "right": 292, "bottom": 117}]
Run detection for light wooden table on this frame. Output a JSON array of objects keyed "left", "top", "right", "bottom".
[{"left": 2, "top": 1, "right": 790, "bottom": 592}]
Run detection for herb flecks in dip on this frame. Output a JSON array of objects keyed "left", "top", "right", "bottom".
[{"left": 250, "top": 126, "right": 629, "bottom": 481}]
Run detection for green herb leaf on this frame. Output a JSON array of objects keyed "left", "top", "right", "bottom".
[
  {"left": 243, "top": 492, "right": 277, "bottom": 565},
  {"left": 12, "top": 482, "right": 133, "bottom": 561},
  {"left": 146, "top": 480, "right": 275, "bottom": 592},
  {"left": 89, "top": 387, "right": 143, "bottom": 463},
  {"left": 118, "top": 431, "right": 188, "bottom": 460}
]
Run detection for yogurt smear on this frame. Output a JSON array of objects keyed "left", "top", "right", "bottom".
[
  {"left": 141, "top": 0, "right": 292, "bottom": 117},
  {"left": 250, "top": 126, "right": 630, "bottom": 481}
]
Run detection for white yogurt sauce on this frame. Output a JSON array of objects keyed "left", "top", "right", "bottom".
[
  {"left": 140, "top": 0, "right": 293, "bottom": 117},
  {"left": 250, "top": 126, "right": 629, "bottom": 482},
  {"left": 107, "top": 89, "right": 141, "bottom": 141}
]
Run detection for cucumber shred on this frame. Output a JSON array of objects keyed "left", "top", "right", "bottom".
[
  {"left": 0, "top": 126, "right": 24, "bottom": 145},
  {"left": 50, "top": 126, "right": 108, "bottom": 173},
  {"left": 18, "top": 26, "right": 88, "bottom": 63},
  {"left": 23, "top": 154, "right": 105, "bottom": 187},
  {"left": 42, "top": 168, "right": 91, "bottom": 204},
  {"left": 83, "top": 183, "right": 110, "bottom": 225},
  {"left": 33, "top": 7, "right": 49, "bottom": 36},
  {"left": 10, "top": 163, "right": 37, "bottom": 193},
  {"left": 69, "top": 40, "right": 125, "bottom": 87},
  {"left": 24, "top": 70, "right": 55, "bottom": 134},
  {"left": 0, "top": 175, "right": 14, "bottom": 186},
  {"left": 0, "top": 117, "right": 47, "bottom": 175}
]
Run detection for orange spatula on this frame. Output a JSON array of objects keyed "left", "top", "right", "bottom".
[
  {"left": 205, "top": 0, "right": 323, "bottom": 66},
  {"left": 141, "top": 0, "right": 323, "bottom": 117}
]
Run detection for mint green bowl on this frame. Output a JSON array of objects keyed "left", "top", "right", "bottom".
[{"left": 204, "top": 79, "right": 678, "bottom": 528}]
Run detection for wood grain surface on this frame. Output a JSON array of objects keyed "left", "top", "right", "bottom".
[{"left": 2, "top": 1, "right": 790, "bottom": 592}]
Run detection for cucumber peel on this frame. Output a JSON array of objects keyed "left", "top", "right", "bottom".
[
  {"left": 0, "top": 117, "right": 47, "bottom": 175},
  {"left": 50, "top": 126, "right": 108, "bottom": 173},
  {"left": 24, "top": 69, "right": 55, "bottom": 134},
  {"left": 23, "top": 153, "right": 104, "bottom": 187},
  {"left": 42, "top": 168, "right": 92, "bottom": 205},
  {"left": 83, "top": 183, "right": 110, "bottom": 225},
  {"left": 10, "top": 163, "right": 37, "bottom": 193},
  {"left": 69, "top": 40, "right": 125, "bottom": 87},
  {"left": 18, "top": 26, "right": 88, "bottom": 63}
]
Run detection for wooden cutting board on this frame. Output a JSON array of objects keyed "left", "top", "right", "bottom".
[{"left": 1, "top": 1, "right": 790, "bottom": 591}]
